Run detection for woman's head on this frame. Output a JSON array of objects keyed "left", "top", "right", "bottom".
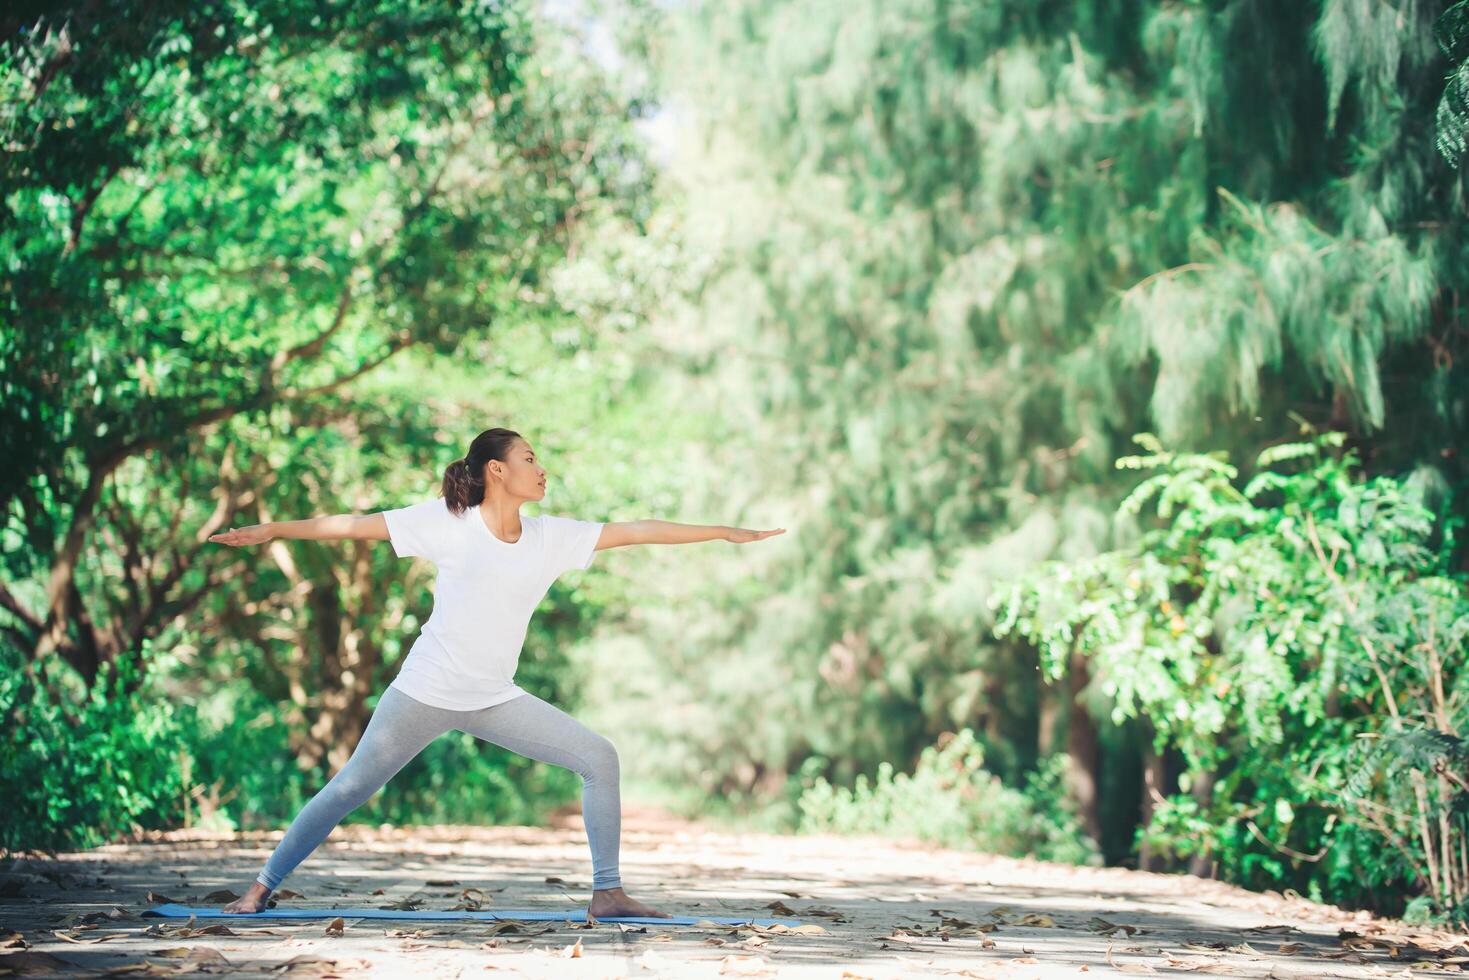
[{"left": 441, "top": 428, "right": 547, "bottom": 514}]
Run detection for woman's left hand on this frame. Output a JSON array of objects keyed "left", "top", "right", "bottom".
[
  {"left": 209, "top": 523, "right": 276, "bottom": 547},
  {"left": 726, "top": 527, "right": 786, "bottom": 544}
]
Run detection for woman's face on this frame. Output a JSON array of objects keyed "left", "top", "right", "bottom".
[{"left": 491, "top": 439, "right": 547, "bottom": 501}]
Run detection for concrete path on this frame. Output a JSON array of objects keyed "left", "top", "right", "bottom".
[{"left": 2, "top": 803, "right": 1466, "bottom": 978}]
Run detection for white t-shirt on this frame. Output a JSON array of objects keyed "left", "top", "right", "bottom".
[{"left": 380, "top": 498, "right": 604, "bottom": 710}]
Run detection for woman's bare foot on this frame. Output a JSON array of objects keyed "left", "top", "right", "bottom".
[
  {"left": 587, "top": 886, "right": 673, "bottom": 919},
  {"left": 220, "top": 881, "right": 272, "bottom": 914}
]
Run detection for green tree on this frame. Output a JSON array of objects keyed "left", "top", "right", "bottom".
[
  {"left": 587, "top": 0, "right": 1468, "bottom": 883},
  {"left": 1434, "top": 0, "right": 1469, "bottom": 166},
  {"left": 0, "top": 1, "right": 665, "bottom": 848},
  {"left": 1, "top": 0, "right": 647, "bottom": 689},
  {"left": 993, "top": 430, "right": 1469, "bottom": 924}
]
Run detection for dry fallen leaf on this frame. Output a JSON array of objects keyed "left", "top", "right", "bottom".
[
  {"left": 194, "top": 925, "right": 236, "bottom": 937},
  {"left": 149, "top": 946, "right": 204, "bottom": 959},
  {"left": 737, "top": 922, "right": 828, "bottom": 937},
  {"left": 558, "top": 938, "right": 583, "bottom": 958},
  {"left": 272, "top": 954, "right": 371, "bottom": 977},
  {"left": 450, "top": 886, "right": 490, "bottom": 911},
  {"left": 1163, "top": 954, "right": 1219, "bottom": 969},
  {"left": 0, "top": 951, "right": 78, "bottom": 975},
  {"left": 718, "top": 953, "right": 772, "bottom": 976},
  {"left": 1087, "top": 916, "right": 1140, "bottom": 936},
  {"left": 118, "top": 946, "right": 232, "bottom": 975},
  {"left": 482, "top": 921, "right": 555, "bottom": 937}
]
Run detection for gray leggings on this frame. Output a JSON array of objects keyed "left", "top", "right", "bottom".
[{"left": 255, "top": 685, "right": 622, "bottom": 892}]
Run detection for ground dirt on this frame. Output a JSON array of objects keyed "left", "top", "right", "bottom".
[{"left": 2, "top": 803, "right": 1467, "bottom": 978}]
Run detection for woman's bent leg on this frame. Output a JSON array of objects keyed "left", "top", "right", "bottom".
[
  {"left": 254, "top": 687, "right": 454, "bottom": 890},
  {"left": 455, "top": 693, "right": 623, "bottom": 891}
]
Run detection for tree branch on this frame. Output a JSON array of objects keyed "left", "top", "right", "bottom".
[{"left": 0, "top": 581, "right": 43, "bottom": 634}]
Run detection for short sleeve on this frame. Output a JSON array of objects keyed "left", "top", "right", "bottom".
[
  {"left": 381, "top": 499, "right": 451, "bottom": 561},
  {"left": 541, "top": 515, "right": 605, "bottom": 576}
]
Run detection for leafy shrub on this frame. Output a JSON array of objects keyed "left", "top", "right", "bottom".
[
  {"left": 0, "top": 640, "right": 191, "bottom": 854},
  {"left": 796, "top": 728, "right": 1102, "bottom": 865},
  {"left": 183, "top": 683, "right": 571, "bottom": 833},
  {"left": 993, "top": 431, "right": 1469, "bottom": 926},
  {"left": 0, "top": 643, "right": 574, "bottom": 855}
]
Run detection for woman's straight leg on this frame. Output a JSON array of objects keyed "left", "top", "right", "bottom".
[
  {"left": 455, "top": 692, "right": 623, "bottom": 892},
  {"left": 254, "top": 686, "right": 456, "bottom": 890}
]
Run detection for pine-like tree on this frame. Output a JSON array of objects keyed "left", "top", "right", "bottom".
[{"left": 595, "top": 0, "right": 1469, "bottom": 868}]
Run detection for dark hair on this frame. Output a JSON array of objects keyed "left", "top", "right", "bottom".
[{"left": 442, "top": 428, "right": 523, "bottom": 515}]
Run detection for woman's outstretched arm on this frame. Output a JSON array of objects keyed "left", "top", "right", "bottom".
[
  {"left": 596, "top": 520, "right": 785, "bottom": 551},
  {"left": 208, "top": 513, "right": 389, "bottom": 547}
]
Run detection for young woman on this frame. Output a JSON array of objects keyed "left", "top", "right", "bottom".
[{"left": 206, "top": 427, "right": 785, "bottom": 919}]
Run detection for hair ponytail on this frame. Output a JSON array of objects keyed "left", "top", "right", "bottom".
[{"left": 441, "top": 427, "right": 522, "bottom": 515}]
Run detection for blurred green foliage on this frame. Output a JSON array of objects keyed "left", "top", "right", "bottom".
[
  {"left": 5, "top": 0, "right": 1469, "bottom": 933},
  {"left": 0, "top": 0, "right": 665, "bottom": 855},
  {"left": 570, "top": 0, "right": 1468, "bottom": 929},
  {"left": 0, "top": 640, "right": 189, "bottom": 853},
  {"left": 797, "top": 729, "right": 1101, "bottom": 866},
  {"left": 994, "top": 431, "right": 1469, "bottom": 924}
]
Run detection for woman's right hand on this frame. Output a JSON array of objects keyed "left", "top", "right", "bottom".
[{"left": 209, "top": 523, "right": 276, "bottom": 547}]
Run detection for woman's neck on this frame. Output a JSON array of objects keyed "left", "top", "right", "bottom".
[{"left": 478, "top": 497, "right": 525, "bottom": 540}]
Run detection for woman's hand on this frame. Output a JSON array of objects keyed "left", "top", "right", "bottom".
[
  {"left": 725, "top": 526, "right": 786, "bottom": 544},
  {"left": 208, "top": 523, "right": 276, "bottom": 547}
]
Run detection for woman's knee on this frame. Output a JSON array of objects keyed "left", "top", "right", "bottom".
[
  {"left": 320, "top": 765, "right": 386, "bottom": 808},
  {"left": 581, "top": 734, "right": 620, "bottom": 778}
]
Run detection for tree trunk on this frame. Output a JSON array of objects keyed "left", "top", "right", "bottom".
[
  {"left": 1037, "top": 675, "right": 1059, "bottom": 758},
  {"left": 1188, "top": 767, "right": 1218, "bottom": 878},
  {"left": 296, "top": 536, "right": 384, "bottom": 777},
  {"left": 1065, "top": 646, "right": 1103, "bottom": 847},
  {"left": 1137, "top": 721, "right": 1171, "bottom": 872}
]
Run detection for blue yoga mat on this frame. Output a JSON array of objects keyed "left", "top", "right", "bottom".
[{"left": 142, "top": 902, "right": 802, "bottom": 927}]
